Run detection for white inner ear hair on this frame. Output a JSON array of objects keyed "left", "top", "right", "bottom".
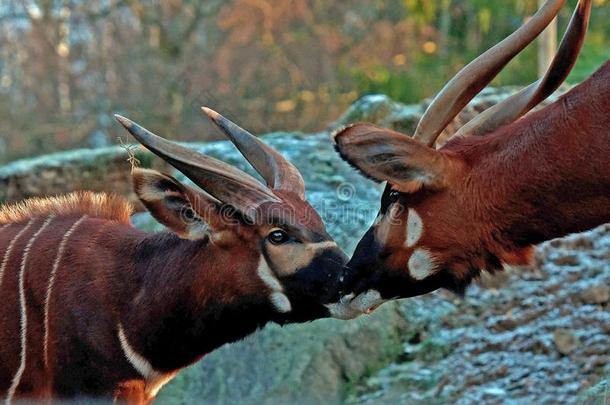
[
  {"left": 183, "top": 218, "right": 210, "bottom": 240},
  {"left": 257, "top": 255, "right": 292, "bottom": 313}
]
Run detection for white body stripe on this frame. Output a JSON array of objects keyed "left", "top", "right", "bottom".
[
  {"left": 117, "top": 324, "right": 175, "bottom": 398},
  {"left": 408, "top": 248, "right": 438, "bottom": 280},
  {"left": 405, "top": 208, "right": 424, "bottom": 248},
  {"left": 0, "top": 219, "right": 35, "bottom": 291},
  {"left": 43, "top": 215, "right": 88, "bottom": 368},
  {"left": 0, "top": 224, "right": 10, "bottom": 265},
  {"left": 6, "top": 216, "right": 54, "bottom": 402}
]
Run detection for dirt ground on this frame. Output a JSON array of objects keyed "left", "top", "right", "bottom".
[{"left": 350, "top": 224, "right": 610, "bottom": 404}]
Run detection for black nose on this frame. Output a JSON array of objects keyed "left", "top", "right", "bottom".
[{"left": 339, "top": 263, "right": 366, "bottom": 296}]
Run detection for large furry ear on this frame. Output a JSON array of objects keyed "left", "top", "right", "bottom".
[
  {"left": 132, "top": 168, "right": 223, "bottom": 239},
  {"left": 333, "top": 123, "right": 450, "bottom": 192}
]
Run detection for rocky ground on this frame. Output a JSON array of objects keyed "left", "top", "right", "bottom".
[{"left": 349, "top": 224, "right": 610, "bottom": 404}]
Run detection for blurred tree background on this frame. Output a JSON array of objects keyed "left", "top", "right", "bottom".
[{"left": 0, "top": 0, "right": 608, "bottom": 163}]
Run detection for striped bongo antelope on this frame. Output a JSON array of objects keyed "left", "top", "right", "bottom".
[
  {"left": 329, "top": 0, "right": 609, "bottom": 318},
  {"left": 0, "top": 109, "right": 347, "bottom": 403}
]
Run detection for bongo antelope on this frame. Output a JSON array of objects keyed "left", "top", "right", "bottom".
[
  {"left": 0, "top": 109, "right": 347, "bottom": 403},
  {"left": 330, "top": 0, "right": 609, "bottom": 318}
]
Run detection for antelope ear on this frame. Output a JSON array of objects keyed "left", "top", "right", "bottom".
[
  {"left": 132, "top": 168, "right": 223, "bottom": 239},
  {"left": 333, "top": 123, "right": 450, "bottom": 192}
]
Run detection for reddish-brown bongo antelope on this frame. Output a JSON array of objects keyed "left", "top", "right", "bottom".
[
  {"left": 329, "top": 0, "right": 609, "bottom": 318},
  {"left": 0, "top": 109, "right": 347, "bottom": 403}
]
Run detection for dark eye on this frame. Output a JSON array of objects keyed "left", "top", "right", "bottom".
[
  {"left": 268, "top": 229, "right": 290, "bottom": 245},
  {"left": 388, "top": 189, "right": 401, "bottom": 201},
  {"left": 183, "top": 208, "right": 195, "bottom": 221}
]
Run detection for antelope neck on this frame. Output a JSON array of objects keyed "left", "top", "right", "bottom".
[
  {"left": 456, "top": 62, "right": 610, "bottom": 248},
  {"left": 117, "top": 230, "right": 275, "bottom": 373}
]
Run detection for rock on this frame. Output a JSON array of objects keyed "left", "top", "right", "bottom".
[
  {"left": 579, "top": 285, "right": 610, "bottom": 305},
  {"left": 483, "top": 386, "right": 507, "bottom": 397},
  {"left": 550, "top": 253, "right": 581, "bottom": 266},
  {"left": 0, "top": 145, "right": 166, "bottom": 209},
  {"left": 553, "top": 329, "right": 580, "bottom": 356},
  {"left": 330, "top": 94, "right": 423, "bottom": 134}
]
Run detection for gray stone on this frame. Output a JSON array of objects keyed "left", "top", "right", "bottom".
[
  {"left": 330, "top": 94, "right": 423, "bottom": 134},
  {"left": 553, "top": 329, "right": 580, "bottom": 356},
  {"left": 579, "top": 285, "right": 610, "bottom": 305}
]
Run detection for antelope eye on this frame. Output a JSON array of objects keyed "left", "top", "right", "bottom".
[
  {"left": 183, "top": 207, "right": 196, "bottom": 221},
  {"left": 268, "top": 229, "right": 290, "bottom": 245},
  {"left": 388, "top": 190, "right": 401, "bottom": 201}
]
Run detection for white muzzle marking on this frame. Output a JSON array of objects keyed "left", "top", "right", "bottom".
[
  {"left": 325, "top": 290, "right": 386, "bottom": 320},
  {"left": 408, "top": 248, "right": 437, "bottom": 280}
]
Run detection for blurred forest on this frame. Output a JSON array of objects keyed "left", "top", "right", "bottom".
[{"left": 0, "top": 0, "right": 608, "bottom": 163}]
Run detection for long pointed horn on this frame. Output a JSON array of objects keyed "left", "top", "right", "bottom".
[
  {"left": 451, "top": 0, "right": 591, "bottom": 139},
  {"left": 201, "top": 107, "right": 306, "bottom": 198},
  {"left": 114, "top": 115, "right": 279, "bottom": 219},
  {"left": 413, "top": 0, "right": 567, "bottom": 147}
]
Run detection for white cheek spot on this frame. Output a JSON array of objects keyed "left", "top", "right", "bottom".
[
  {"left": 405, "top": 208, "right": 423, "bottom": 247},
  {"left": 257, "top": 255, "right": 283, "bottom": 292},
  {"left": 257, "top": 255, "right": 292, "bottom": 313},
  {"left": 408, "top": 248, "right": 437, "bottom": 280},
  {"left": 270, "top": 292, "right": 292, "bottom": 313}
]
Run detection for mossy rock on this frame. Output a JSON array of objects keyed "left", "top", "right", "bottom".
[{"left": 581, "top": 376, "right": 610, "bottom": 404}]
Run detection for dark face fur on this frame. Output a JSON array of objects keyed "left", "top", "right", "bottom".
[
  {"left": 339, "top": 185, "right": 472, "bottom": 305},
  {"left": 119, "top": 111, "right": 349, "bottom": 324},
  {"left": 133, "top": 169, "right": 349, "bottom": 323},
  {"left": 251, "top": 191, "right": 349, "bottom": 322},
  {"left": 325, "top": 183, "right": 466, "bottom": 319}
]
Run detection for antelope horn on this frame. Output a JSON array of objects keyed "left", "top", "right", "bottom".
[
  {"left": 452, "top": 0, "right": 591, "bottom": 139},
  {"left": 114, "top": 115, "right": 279, "bottom": 219},
  {"left": 201, "top": 107, "right": 306, "bottom": 198},
  {"left": 413, "top": 0, "right": 567, "bottom": 147}
]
